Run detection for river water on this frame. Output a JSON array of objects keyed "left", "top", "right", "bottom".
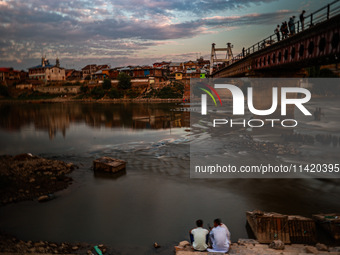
[{"left": 0, "top": 101, "right": 339, "bottom": 254}]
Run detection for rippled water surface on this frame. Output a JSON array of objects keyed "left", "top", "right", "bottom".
[{"left": 0, "top": 101, "right": 339, "bottom": 254}]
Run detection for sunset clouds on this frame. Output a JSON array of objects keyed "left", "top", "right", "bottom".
[{"left": 0, "top": 0, "right": 313, "bottom": 69}]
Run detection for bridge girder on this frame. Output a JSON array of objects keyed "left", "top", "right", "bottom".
[{"left": 213, "top": 14, "right": 340, "bottom": 78}]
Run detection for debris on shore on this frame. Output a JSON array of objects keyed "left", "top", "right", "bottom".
[
  {"left": 240, "top": 135, "right": 299, "bottom": 155},
  {"left": 246, "top": 210, "right": 317, "bottom": 244},
  {"left": 0, "top": 153, "right": 75, "bottom": 205},
  {"left": 174, "top": 239, "right": 340, "bottom": 254},
  {"left": 0, "top": 233, "right": 109, "bottom": 254},
  {"left": 93, "top": 157, "right": 126, "bottom": 173}
]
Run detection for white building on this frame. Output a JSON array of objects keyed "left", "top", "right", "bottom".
[{"left": 28, "top": 57, "right": 65, "bottom": 82}]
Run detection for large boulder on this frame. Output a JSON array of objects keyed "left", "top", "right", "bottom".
[{"left": 269, "top": 240, "right": 285, "bottom": 250}]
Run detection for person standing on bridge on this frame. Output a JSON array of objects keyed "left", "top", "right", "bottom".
[
  {"left": 300, "top": 10, "right": 306, "bottom": 31},
  {"left": 284, "top": 21, "right": 289, "bottom": 37},
  {"left": 288, "top": 16, "right": 296, "bottom": 35},
  {"left": 280, "top": 22, "right": 286, "bottom": 39},
  {"left": 275, "top": 25, "right": 280, "bottom": 42}
]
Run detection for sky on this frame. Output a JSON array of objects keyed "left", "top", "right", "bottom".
[{"left": 0, "top": 0, "right": 326, "bottom": 70}]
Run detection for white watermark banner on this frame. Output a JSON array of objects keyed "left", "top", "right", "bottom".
[{"left": 189, "top": 78, "right": 340, "bottom": 178}]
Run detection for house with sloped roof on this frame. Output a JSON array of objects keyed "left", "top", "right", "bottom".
[
  {"left": 169, "top": 62, "right": 183, "bottom": 73},
  {"left": 81, "top": 64, "right": 97, "bottom": 79},
  {"left": 28, "top": 57, "right": 65, "bottom": 82}
]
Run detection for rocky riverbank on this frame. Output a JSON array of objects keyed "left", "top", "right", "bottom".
[
  {"left": 175, "top": 239, "right": 340, "bottom": 255},
  {"left": 0, "top": 233, "right": 109, "bottom": 254},
  {"left": 0, "top": 153, "right": 75, "bottom": 205}
]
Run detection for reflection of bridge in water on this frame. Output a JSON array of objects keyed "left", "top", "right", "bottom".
[{"left": 213, "top": 0, "right": 340, "bottom": 78}]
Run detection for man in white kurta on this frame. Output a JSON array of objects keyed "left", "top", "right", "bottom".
[
  {"left": 189, "top": 219, "right": 209, "bottom": 251},
  {"left": 208, "top": 219, "right": 231, "bottom": 253}
]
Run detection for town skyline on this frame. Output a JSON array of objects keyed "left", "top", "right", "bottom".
[{"left": 0, "top": 0, "right": 324, "bottom": 70}]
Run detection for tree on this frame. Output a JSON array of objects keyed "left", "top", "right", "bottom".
[
  {"left": 80, "top": 84, "right": 88, "bottom": 94},
  {"left": 108, "top": 88, "right": 123, "bottom": 99},
  {"left": 117, "top": 73, "right": 131, "bottom": 90},
  {"left": 102, "top": 78, "right": 111, "bottom": 90},
  {"left": 0, "top": 85, "right": 9, "bottom": 97},
  {"left": 90, "top": 86, "right": 105, "bottom": 99}
]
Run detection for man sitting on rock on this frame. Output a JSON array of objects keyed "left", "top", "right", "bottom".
[
  {"left": 208, "top": 218, "right": 231, "bottom": 253},
  {"left": 189, "top": 219, "right": 209, "bottom": 251}
]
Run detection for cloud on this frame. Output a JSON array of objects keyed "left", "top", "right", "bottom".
[{"left": 0, "top": 0, "right": 295, "bottom": 69}]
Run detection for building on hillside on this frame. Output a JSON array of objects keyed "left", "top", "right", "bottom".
[
  {"left": 132, "top": 66, "right": 145, "bottom": 78},
  {"left": 197, "top": 57, "right": 210, "bottom": 70},
  {"left": 169, "top": 62, "right": 183, "bottom": 73},
  {"left": 109, "top": 68, "right": 120, "bottom": 79},
  {"left": 175, "top": 72, "right": 183, "bottom": 80},
  {"left": 97, "top": 64, "right": 110, "bottom": 70},
  {"left": 28, "top": 57, "right": 65, "bottom": 82},
  {"left": 141, "top": 66, "right": 152, "bottom": 77},
  {"left": 65, "top": 69, "right": 82, "bottom": 81},
  {"left": 94, "top": 69, "right": 110, "bottom": 80},
  {"left": 183, "top": 60, "right": 198, "bottom": 71},
  {"left": 153, "top": 61, "right": 171, "bottom": 69},
  {"left": 81, "top": 64, "right": 97, "bottom": 79},
  {"left": 0, "top": 67, "right": 27, "bottom": 86},
  {"left": 117, "top": 66, "right": 133, "bottom": 76}
]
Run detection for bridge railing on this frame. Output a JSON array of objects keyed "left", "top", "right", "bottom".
[{"left": 230, "top": 0, "right": 340, "bottom": 65}]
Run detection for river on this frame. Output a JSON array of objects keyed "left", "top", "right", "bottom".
[{"left": 0, "top": 101, "right": 339, "bottom": 254}]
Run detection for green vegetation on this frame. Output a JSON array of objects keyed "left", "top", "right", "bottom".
[
  {"left": 80, "top": 84, "right": 89, "bottom": 94},
  {"left": 18, "top": 91, "right": 59, "bottom": 100},
  {"left": 117, "top": 73, "right": 131, "bottom": 90},
  {"left": 157, "top": 87, "right": 181, "bottom": 98},
  {"left": 0, "top": 85, "right": 10, "bottom": 97},
  {"left": 144, "top": 81, "right": 184, "bottom": 99},
  {"left": 90, "top": 86, "right": 105, "bottom": 99},
  {"left": 102, "top": 78, "right": 112, "bottom": 90},
  {"left": 125, "top": 89, "right": 139, "bottom": 98},
  {"left": 74, "top": 81, "right": 82, "bottom": 86},
  {"left": 108, "top": 88, "right": 123, "bottom": 99},
  {"left": 74, "top": 94, "right": 87, "bottom": 99}
]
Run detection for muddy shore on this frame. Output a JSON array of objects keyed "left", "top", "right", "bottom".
[
  {"left": 0, "top": 232, "right": 110, "bottom": 254},
  {"left": 0, "top": 154, "right": 114, "bottom": 254},
  {"left": 0, "top": 153, "right": 75, "bottom": 205}
]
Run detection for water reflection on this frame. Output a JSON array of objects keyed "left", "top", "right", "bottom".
[
  {"left": 0, "top": 101, "right": 340, "bottom": 254},
  {"left": 93, "top": 169, "right": 127, "bottom": 180},
  {"left": 0, "top": 103, "right": 190, "bottom": 139}
]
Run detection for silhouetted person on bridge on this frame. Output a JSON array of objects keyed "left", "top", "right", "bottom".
[
  {"left": 242, "top": 47, "right": 245, "bottom": 57},
  {"left": 275, "top": 25, "right": 280, "bottom": 42},
  {"left": 280, "top": 22, "right": 288, "bottom": 39},
  {"left": 288, "top": 16, "right": 296, "bottom": 35},
  {"left": 300, "top": 10, "right": 306, "bottom": 31}
]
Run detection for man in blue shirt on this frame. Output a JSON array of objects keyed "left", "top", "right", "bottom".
[{"left": 208, "top": 218, "right": 231, "bottom": 253}]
